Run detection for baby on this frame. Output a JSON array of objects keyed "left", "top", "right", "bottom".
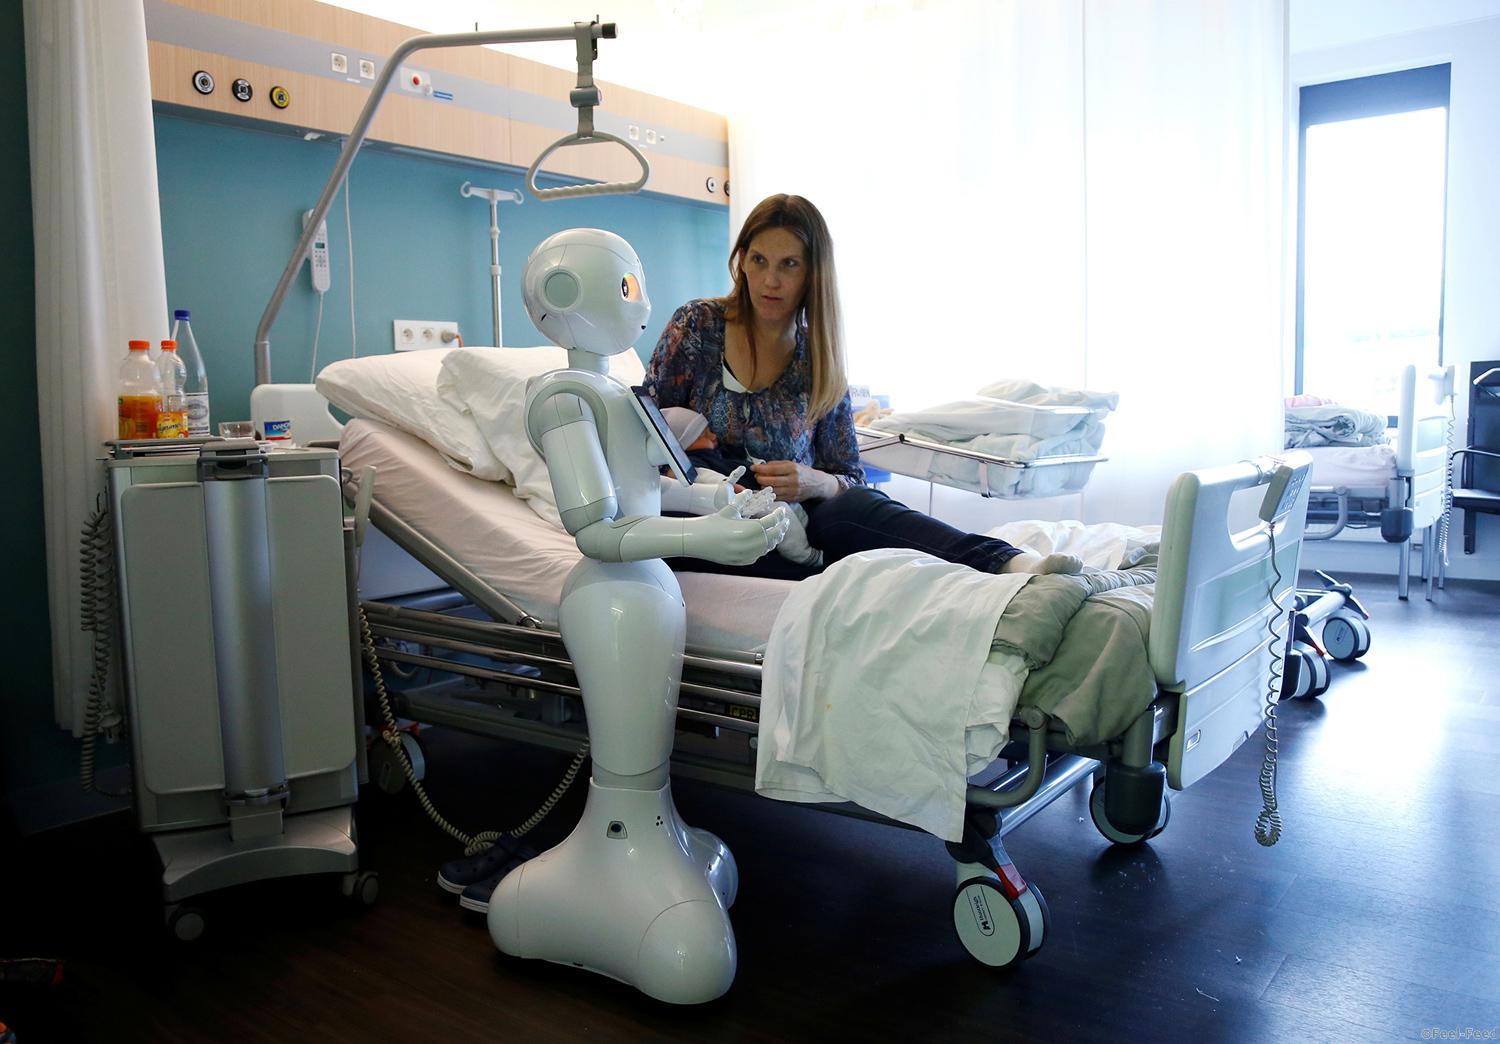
[{"left": 662, "top": 407, "right": 824, "bottom": 567}]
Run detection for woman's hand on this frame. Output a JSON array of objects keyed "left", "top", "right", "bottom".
[{"left": 750, "top": 460, "right": 839, "bottom": 503}]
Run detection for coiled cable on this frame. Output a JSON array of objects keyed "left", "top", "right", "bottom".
[
  {"left": 1255, "top": 522, "right": 1285, "bottom": 847},
  {"left": 79, "top": 497, "right": 131, "bottom": 797},
  {"left": 1435, "top": 410, "right": 1457, "bottom": 581},
  {"left": 357, "top": 603, "right": 588, "bottom": 855}
]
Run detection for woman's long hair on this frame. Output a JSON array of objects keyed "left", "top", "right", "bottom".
[{"left": 721, "top": 194, "right": 847, "bottom": 424}]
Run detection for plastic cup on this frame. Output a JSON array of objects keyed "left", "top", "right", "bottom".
[{"left": 218, "top": 421, "right": 255, "bottom": 439}]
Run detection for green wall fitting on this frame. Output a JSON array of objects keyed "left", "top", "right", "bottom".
[{"left": 154, "top": 113, "right": 732, "bottom": 425}]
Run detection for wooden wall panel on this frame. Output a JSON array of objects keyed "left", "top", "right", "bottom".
[{"left": 147, "top": 0, "right": 728, "bottom": 206}]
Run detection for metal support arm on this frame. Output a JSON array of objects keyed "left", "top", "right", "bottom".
[{"left": 253, "top": 20, "right": 646, "bottom": 386}]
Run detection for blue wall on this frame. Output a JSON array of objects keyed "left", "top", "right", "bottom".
[{"left": 154, "top": 113, "right": 731, "bottom": 424}]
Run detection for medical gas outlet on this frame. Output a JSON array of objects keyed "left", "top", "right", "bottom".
[{"left": 393, "top": 320, "right": 460, "bottom": 351}]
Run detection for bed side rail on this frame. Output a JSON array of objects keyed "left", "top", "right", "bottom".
[
  {"left": 1397, "top": 364, "right": 1455, "bottom": 529},
  {"left": 1150, "top": 452, "right": 1312, "bottom": 789}
]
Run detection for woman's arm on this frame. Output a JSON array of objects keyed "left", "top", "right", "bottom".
[
  {"left": 810, "top": 390, "right": 866, "bottom": 493},
  {"left": 751, "top": 392, "right": 865, "bottom": 501}
]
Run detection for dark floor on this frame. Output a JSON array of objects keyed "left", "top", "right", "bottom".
[{"left": 3, "top": 574, "right": 1498, "bottom": 1043}]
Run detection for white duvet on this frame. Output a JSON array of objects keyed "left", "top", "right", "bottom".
[{"left": 757, "top": 549, "right": 1032, "bottom": 842}]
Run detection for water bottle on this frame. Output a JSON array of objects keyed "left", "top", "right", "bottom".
[
  {"left": 169, "top": 309, "right": 211, "bottom": 436},
  {"left": 117, "top": 340, "right": 159, "bottom": 439},
  {"left": 155, "top": 340, "right": 189, "bottom": 439}
]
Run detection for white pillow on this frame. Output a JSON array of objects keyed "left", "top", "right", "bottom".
[
  {"left": 316, "top": 350, "right": 511, "bottom": 482},
  {"left": 437, "top": 347, "right": 647, "bottom": 527}
]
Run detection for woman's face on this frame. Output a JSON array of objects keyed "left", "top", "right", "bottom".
[{"left": 740, "top": 228, "right": 808, "bottom": 328}]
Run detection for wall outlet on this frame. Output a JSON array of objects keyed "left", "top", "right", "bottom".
[{"left": 393, "top": 319, "right": 460, "bottom": 351}]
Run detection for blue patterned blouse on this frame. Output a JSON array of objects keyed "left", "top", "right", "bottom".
[{"left": 641, "top": 299, "right": 865, "bottom": 491}]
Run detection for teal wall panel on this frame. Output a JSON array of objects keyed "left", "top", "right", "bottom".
[{"left": 153, "top": 114, "right": 731, "bottom": 425}]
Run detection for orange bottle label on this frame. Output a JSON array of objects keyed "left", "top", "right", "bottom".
[
  {"left": 156, "top": 410, "right": 189, "bottom": 439},
  {"left": 118, "top": 395, "right": 159, "bottom": 439}
]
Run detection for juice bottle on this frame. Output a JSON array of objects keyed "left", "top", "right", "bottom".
[
  {"left": 155, "top": 339, "right": 189, "bottom": 438},
  {"left": 117, "top": 340, "right": 159, "bottom": 439}
]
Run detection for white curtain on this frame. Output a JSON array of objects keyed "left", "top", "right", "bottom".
[
  {"left": 729, "top": 0, "right": 1286, "bottom": 526},
  {"left": 24, "top": 0, "right": 169, "bottom": 731}
]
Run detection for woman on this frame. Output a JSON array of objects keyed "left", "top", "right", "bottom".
[{"left": 643, "top": 193, "right": 1079, "bottom": 580}]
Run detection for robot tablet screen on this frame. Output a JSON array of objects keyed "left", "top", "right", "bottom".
[{"left": 630, "top": 387, "right": 698, "bottom": 486}]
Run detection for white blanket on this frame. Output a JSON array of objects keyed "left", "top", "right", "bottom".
[
  {"left": 869, "top": 396, "right": 1098, "bottom": 441},
  {"left": 988, "top": 519, "right": 1161, "bottom": 571},
  {"left": 757, "top": 549, "right": 1031, "bottom": 842}
]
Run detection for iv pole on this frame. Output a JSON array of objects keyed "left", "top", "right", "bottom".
[
  {"left": 252, "top": 20, "right": 649, "bottom": 385},
  {"left": 460, "top": 181, "right": 523, "bottom": 348}
]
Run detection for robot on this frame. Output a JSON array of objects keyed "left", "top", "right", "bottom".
[{"left": 487, "top": 228, "right": 791, "bottom": 1004}]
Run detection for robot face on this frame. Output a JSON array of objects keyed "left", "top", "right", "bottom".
[{"left": 522, "top": 229, "right": 652, "bottom": 356}]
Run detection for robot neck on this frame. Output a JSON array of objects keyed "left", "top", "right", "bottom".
[{"left": 567, "top": 349, "right": 610, "bottom": 374}]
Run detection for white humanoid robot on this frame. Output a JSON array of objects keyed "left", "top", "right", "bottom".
[{"left": 487, "top": 229, "right": 791, "bottom": 1004}]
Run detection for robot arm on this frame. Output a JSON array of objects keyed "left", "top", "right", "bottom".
[
  {"left": 658, "top": 466, "right": 746, "bottom": 516},
  {"left": 533, "top": 391, "right": 789, "bottom": 565}
]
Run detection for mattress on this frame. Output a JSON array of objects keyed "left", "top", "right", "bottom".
[
  {"left": 341, "top": 418, "right": 795, "bottom": 654},
  {"left": 1305, "top": 444, "right": 1397, "bottom": 493}
]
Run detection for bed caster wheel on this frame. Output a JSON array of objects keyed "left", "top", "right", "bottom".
[
  {"left": 341, "top": 870, "right": 380, "bottom": 907},
  {"left": 1089, "top": 781, "right": 1170, "bottom": 845},
  {"left": 165, "top": 903, "right": 206, "bottom": 943},
  {"left": 1322, "top": 615, "right": 1371, "bottom": 662},
  {"left": 952, "top": 877, "right": 1048, "bottom": 968},
  {"left": 1281, "top": 644, "right": 1330, "bottom": 700},
  {"left": 371, "top": 731, "right": 425, "bottom": 795}
]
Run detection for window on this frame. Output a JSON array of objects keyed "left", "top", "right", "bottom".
[{"left": 1296, "top": 64, "right": 1450, "bottom": 419}]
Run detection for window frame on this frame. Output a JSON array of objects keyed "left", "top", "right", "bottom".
[{"left": 1294, "top": 63, "right": 1452, "bottom": 404}]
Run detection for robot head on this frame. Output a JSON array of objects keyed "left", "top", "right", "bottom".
[{"left": 522, "top": 228, "right": 651, "bottom": 357}]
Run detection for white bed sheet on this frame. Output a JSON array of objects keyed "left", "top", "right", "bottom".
[
  {"left": 341, "top": 419, "right": 794, "bottom": 654},
  {"left": 1305, "top": 444, "right": 1397, "bottom": 492}
]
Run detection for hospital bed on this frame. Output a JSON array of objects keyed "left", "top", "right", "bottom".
[
  {"left": 1299, "top": 364, "right": 1456, "bottom": 601},
  {"left": 311, "top": 400, "right": 1310, "bottom": 970}
]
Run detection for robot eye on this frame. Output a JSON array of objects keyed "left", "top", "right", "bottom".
[{"left": 621, "top": 273, "right": 641, "bottom": 301}]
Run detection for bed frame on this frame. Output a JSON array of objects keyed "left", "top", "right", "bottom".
[
  {"left": 338, "top": 438, "right": 1313, "bottom": 968},
  {"left": 1303, "top": 364, "right": 1456, "bottom": 600}
]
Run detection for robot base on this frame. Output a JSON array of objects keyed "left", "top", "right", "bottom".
[{"left": 487, "top": 779, "right": 737, "bottom": 1004}]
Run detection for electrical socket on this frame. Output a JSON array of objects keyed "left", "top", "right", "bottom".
[{"left": 392, "top": 319, "right": 460, "bottom": 351}]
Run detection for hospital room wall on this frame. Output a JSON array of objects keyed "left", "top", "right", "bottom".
[
  {"left": 1293, "top": 15, "right": 1500, "bottom": 580},
  {"left": 152, "top": 114, "right": 731, "bottom": 425}
]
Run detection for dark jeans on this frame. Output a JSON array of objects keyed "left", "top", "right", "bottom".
[
  {"left": 665, "top": 486, "right": 1023, "bottom": 580},
  {"left": 806, "top": 486, "right": 1024, "bottom": 573}
]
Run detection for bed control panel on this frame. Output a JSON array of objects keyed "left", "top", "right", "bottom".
[{"left": 1259, "top": 460, "right": 1312, "bottom": 525}]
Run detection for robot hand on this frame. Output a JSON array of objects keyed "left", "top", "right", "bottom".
[{"left": 680, "top": 495, "right": 792, "bottom": 566}]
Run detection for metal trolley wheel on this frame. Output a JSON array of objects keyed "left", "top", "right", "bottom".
[
  {"left": 1088, "top": 780, "right": 1170, "bottom": 846},
  {"left": 1321, "top": 615, "right": 1372, "bottom": 662},
  {"left": 341, "top": 870, "right": 381, "bottom": 907},
  {"left": 165, "top": 903, "right": 206, "bottom": 943},
  {"left": 952, "top": 876, "right": 1049, "bottom": 969}
]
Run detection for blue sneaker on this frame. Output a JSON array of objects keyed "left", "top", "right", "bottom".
[
  {"left": 457, "top": 845, "right": 537, "bottom": 914},
  {"left": 437, "top": 841, "right": 522, "bottom": 895}
]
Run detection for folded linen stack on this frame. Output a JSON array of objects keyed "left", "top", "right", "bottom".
[
  {"left": 864, "top": 378, "right": 1119, "bottom": 497},
  {"left": 1283, "top": 403, "right": 1389, "bottom": 449}
]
